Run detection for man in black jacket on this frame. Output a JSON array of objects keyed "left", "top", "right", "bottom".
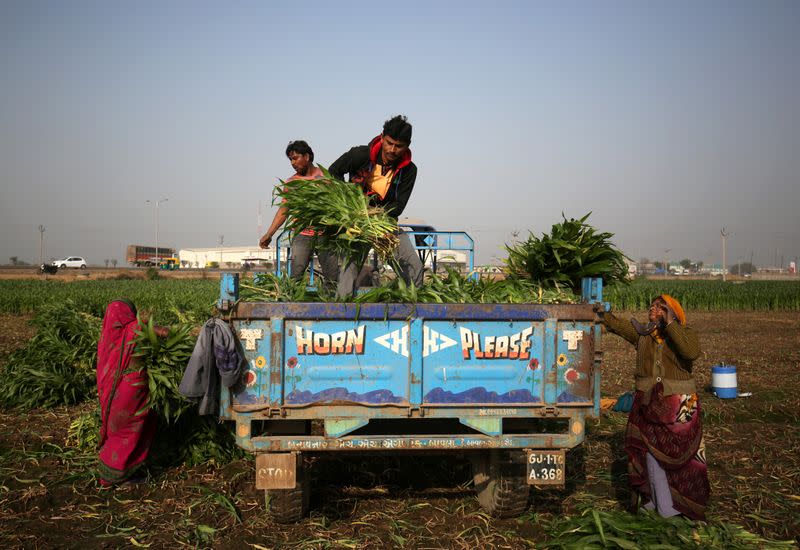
[{"left": 329, "top": 115, "right": 423, "bottom": 297}]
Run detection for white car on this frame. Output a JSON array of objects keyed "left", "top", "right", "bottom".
[{"left": 52, "top": 256, "right": 87, "bottom": 269}]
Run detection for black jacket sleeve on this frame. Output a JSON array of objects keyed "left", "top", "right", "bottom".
[
  {"left": 329, "top": 146, "right": 368, "bottom": 181},
  {"left": 384, "top": 163, "right": 417, "bottom": 218}
]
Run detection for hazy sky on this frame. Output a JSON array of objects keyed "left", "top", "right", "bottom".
[{"left": 1, "top": 1, "right": 798, "bottom": 267}]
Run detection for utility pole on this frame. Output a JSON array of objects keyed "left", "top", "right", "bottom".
[
  {"left": 257, "top": 202, "right": 262, "bottom": 243},
  {"left": 38, "top": 225, "right": 45, "bottom": 266},
  {"left": 721, "top": 228, "right": 729, "bottom": 282},
  {"left": 218, "top": 235, "right": 224, "bottom": 267}
]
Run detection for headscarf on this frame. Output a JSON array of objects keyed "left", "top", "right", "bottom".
[
  {"left": 660, "top": 294, "right": 686, "bottom": 325},
  {"left": 96, "top": 299, "right": 139, "bottom": 446},
  {"left": 631, "top": 294, "right": 687, "bottom": 342}
]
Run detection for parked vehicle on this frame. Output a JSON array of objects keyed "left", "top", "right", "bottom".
[
  {"left": 126, "top": 244, "right": 176, "bottom": 267},
  {"left": 51, "top": 256, "right": 86, "bottom": 269},
  {"left": 214, "top": 234, "right": 605, "bottom": 522},
  {"left": 158, "top": 257, "right": 179, "bottom": 270}
]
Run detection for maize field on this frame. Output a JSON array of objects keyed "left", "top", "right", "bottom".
[{"left": 1, "top": 277, "right": 798, "bottom": 314}]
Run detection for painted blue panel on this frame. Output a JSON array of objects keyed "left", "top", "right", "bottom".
[
  {"left": 231, "top": 320, "right": 272, "bottom": 408},
  {"left": 555, "top": 321, "right": 593, "bottom": 404},
  {"left": 581, "top": 277, "right": 602, "bottom": 303},
  {"left": 219, "top": 272, "right": 239, "bottom": 304},
  {"left": 282, "top": 320, "right": 410, "bottom": 405},
  {"left": 422, "top": 321, "right": 543, "bottom": 404}
]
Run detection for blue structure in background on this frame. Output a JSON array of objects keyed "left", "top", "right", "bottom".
[{"left": 273, "top": 225, "right": 477, "bottom": 284}]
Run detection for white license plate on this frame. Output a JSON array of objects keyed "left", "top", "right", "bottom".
[{"left": 526, "top": 449, "right": 565, "bottom": 486}]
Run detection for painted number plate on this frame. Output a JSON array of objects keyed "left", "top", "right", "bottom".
[
  {"left": 255, "top": 453, "right": 297, "bottom": 490},
  {"left": 526, "top": 449, "right": 565, "bottom": 486}
]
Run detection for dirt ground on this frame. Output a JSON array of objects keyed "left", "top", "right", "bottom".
[{"left": 1, "top": 311, "right": 799, "bottom": 548}]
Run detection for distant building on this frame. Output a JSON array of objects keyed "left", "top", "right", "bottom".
[{"left": 179, "top": 246, "right": 276, "bottom": 269}]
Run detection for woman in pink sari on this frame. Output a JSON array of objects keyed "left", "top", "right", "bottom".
[{"left": 96, "top": 299, "right": 158, "bottom": 486}]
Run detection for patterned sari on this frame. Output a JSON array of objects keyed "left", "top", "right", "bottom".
[
  {"left": 96, "top": 300, "right": 155, "bottom": 486},
  {"left": 625, "top": 382, "right": 710, "bottom": 520}
]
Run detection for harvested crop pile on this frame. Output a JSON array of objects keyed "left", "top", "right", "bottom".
[
  {"left": 355, "top": 268, "right": 577, "bottom": 304},
  {"left": 541, "top": 504, "right": 796, "bottom": 549},
  {"left": 239, "top": 272, "right": 330, "bottom": 303},
  {"left": 276, "top": 167, "right": 399, "bottom": 265},
  {"left": 504, "top": 213, "right": 629, "bottom": 293},
  {"left": 240, "top": 269, "right": 577, "bottom": 304}
]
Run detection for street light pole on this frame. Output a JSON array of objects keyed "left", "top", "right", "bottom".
[
  {"left": 146, "top": 198, "right": 168, "bottom": 265},
  {"left": 721, "top": 228, "right": 729, "bottom": 282}
]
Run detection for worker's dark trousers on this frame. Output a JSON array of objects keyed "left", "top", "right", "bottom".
[
  {"left": 336, "top": 232, "right": 423, "bottom": 299},
  {"left": 289, "top": 234, "right": 340, "bottom": 285}
]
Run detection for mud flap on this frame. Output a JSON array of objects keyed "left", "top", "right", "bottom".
[{"left": 255, "top": 452, "right": 298, "bottom": 490}]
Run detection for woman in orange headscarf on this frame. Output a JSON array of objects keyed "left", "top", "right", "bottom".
[{"left": 603, "top": 295, "right": 710, "bottom": 520}]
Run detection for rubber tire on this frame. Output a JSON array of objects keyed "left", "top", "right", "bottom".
[
  {"left": 60, "top": 264, "right": 67, "bottom": 268},
  {"left": 80, "top": 264, "right": 86, "bottom": 269},
  {"left": 472, "top": 450, "right": 530, "bottom": 518},
  {"left": 266, "top": 463, "right": 310, "bottom": 523}
]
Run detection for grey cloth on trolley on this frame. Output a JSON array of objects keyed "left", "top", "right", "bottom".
[{"left": 179, "top": 318, "right": 243, "bottom": 415}]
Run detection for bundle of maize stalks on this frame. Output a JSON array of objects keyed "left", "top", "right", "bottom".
[
  {"left": 355, "top": 268, "right": 577, "bottom": 304},
  {"left": 542, "top": 503, "right": 796, "bottom": 549},
  {"left": 239, "top": 269, "right": 578, "bottom": 304},
  {"left": 239, "top": 272, "right": 330, "bottom": 303},
  {"left": 275, "top": 166, "right": 399, "bottom": 265},
  {"left": 132, "top": 318, "right": 196, "bottom": 423},
  {"left": 504, "top": 213, "right": 629, "bottom": 293}
]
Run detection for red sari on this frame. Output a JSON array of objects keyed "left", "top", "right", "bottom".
[
  {"left": 96, "top": 300, "right": 155, "bottom": 486},
  {"left": 625, "top": 383, "right": 710, "bottom": 520}
]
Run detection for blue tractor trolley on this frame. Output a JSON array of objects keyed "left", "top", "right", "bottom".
[{"left": 215, "top": 230, "right": 605, "bottom": 522}]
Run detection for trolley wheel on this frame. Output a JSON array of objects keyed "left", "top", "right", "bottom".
[
  {"left": 265, "top": 460, "right": 310, "bottom": 523},
  {"left": 472, "top": 450, "right": 530, "bottom": 518}
]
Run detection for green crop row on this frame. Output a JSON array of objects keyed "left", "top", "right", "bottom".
[
  {"left": 0, "top": 277, "right": 798, "bottom": 318},
  {"left": 605, "top": 279, "right": 800, "bottom": 311},
  {"left": 0, "top": 279, "right": 219, "bottom": 324}
]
